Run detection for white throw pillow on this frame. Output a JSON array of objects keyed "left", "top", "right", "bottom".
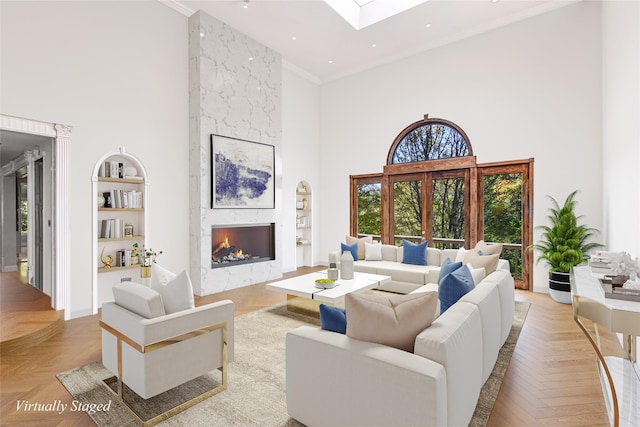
[
  {"left": 151, "top": 265, "right": 195, "bottom": 314},
  {"left": 467, "top": 264, "right": 487, "bottom": 286},
  {"left": 364, "top": 242, "right": 383, "bottom": 261},
  {"left": 151, "top": 263, "right": 176, "bottom": 286},
  {"left": 455, "top": 247, "right": 468, "bottom": 263}
]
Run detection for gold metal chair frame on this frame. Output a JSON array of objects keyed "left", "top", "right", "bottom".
[
  {"left": 572, "top": 295, "right": 620, "bottom": 427},
  {"left": 99, "top": 320, "right": 228, "bottom": 427}
]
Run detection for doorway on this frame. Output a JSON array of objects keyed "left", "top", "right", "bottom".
[{"left": 0, "top": 114, "right": 72, "bottom": 318}]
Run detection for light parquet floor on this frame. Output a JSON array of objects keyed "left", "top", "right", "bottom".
[{"left": 0, "top": 268, "right": 623, "bottom": 426}]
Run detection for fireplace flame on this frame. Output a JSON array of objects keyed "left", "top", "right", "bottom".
[
  {"left": 237, "top": 249, "right": 243, "bottom": 256},
  {"left": 222, "top": 236, "right": 230, "bottom": 248}
]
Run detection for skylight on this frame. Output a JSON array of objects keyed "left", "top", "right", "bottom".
[{"left": 324, "top": 0, "right": 429, "bottom": 30}]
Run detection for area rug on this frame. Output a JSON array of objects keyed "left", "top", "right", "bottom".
[{"left": 57, "top": 301, "right": 529, "bottom": 426}]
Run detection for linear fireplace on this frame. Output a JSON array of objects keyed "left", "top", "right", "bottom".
[{"left": 211, "top": 223, "right": 275, "bottom": 268}]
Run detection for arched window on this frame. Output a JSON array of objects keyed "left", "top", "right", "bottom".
[
  {"left": 352, "top": 114, "right": 534, "bottom": 290},
  {"left": 387, "top": 116, "right": 473, "bottom": 165}
]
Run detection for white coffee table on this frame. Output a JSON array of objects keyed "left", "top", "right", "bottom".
[{"left": 266, "top": 270, "right": 391, "bottom": 303}]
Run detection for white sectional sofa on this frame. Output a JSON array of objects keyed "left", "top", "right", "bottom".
[
  {"left": 330, "top": 244, "right": 509, "bottom": 294},
  {"left": 286, "top": 268, "right": 515, "bottom": 427}
]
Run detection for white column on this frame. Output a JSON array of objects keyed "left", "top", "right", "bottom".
[{"left": 54, "top": 124, "right": 72, "bottom": 318}]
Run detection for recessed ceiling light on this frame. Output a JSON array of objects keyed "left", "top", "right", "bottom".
[
  {"left": 248, "top": 57, "right": 254, "bottom": 61},
  {"left": 242, "top": 0, "right": 250, "bottom": 9},
  {"left": 371, "top": 43, "right": 377, "bottom": 48},
  {"left": 425, "top": 23, "right": 432, "bottom": 28},
  {"left": 328, "top": 60, "right": 333, "bottom": 64},
  {"left": 491, "top": 0, "right": 498, "bottom": 3},
  {"left": 291, "top": 36, "right": 297, "bottom": 41}
]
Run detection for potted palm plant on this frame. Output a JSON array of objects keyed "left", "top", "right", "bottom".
[{"left": 530, "top": 190, "right": 602, "bottom": 304}]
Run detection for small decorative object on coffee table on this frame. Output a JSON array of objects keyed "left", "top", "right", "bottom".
[
  {"left": 327, "top": 263, "right": 339, "bottom": 280},
  {"left": 315, "top": 278, "right": 337, "bottom": 289},
  {"left": 340, "top": 251, "right": 354, "bottom": 280}
]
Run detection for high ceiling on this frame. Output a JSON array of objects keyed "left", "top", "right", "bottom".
[
  {"left": 2, "top": 0, "right": 578, "bottom": 163},
  {"left": 167, "top": 0, "right": 578, "bottom": 83}
]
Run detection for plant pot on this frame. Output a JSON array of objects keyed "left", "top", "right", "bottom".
[
  {"left": 548, "top": 271, "right": 571, "bottom": 304},
  {"left": 140, "top": 266, "right": 152, "bottom": 278}
]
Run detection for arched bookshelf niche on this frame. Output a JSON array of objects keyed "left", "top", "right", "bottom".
[
  {"left": 91, "top": 147, "right": 148, "bottom": 312},
  {"left": 295, "top": 180, "right": 312, "bottom": 267}
]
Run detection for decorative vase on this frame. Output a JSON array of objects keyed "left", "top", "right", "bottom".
[
  {"left": 140, "top": 266, "right": 151, "bottom": 278},
  {"left": 340, "top": 251, "right": 354, "bottom": 280},
  {"left": 327, "top": 263, "right": 339, "bottom": 280}
]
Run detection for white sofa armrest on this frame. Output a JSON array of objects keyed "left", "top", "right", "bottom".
[
  {"left": 101, "top": 300, "right": 235, "bottom": 358},
  {"left": 414, "top": 301, "right": 483, "bottom": 427},
  {"left": 286, "top": 326, "right": 447, "bottom": 427}
]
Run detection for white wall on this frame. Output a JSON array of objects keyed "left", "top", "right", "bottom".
[
  {"left": 1, "top": 1, "right": 189, "bottom": 317},
  {"left": 602, "top": 1, "right": 640, "bottom": 257},
  {"left": 318, "top": 1, "right": 604, "bottom": 293},
  {"left": 282, "top": 66, "right": 321, "bottom": 272}
]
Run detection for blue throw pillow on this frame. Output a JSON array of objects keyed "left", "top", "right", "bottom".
[
  {"left": 402, "top": 240, "right": 428, "bottom": 265},
  {"left": 319, "top": 304, "right": 347, "bottom": 334},
  {"left": 438, "top": 258, "right": 463, "bottom": 283},
  {"left": 438, "top": 264, "right": 474, "bottom": 314},
  {"left": 340, "top": 242, "right": 358, "bottom": 261}
]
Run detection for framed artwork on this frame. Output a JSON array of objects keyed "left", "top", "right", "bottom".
[{"left": 211, "top": 134, "right": 275, "bottom": 209}]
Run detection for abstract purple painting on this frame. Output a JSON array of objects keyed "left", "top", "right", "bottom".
[{"left": 211, "top": 135, "right": 275, "bottom": 209}]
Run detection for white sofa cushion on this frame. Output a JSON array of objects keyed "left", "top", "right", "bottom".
[
  {"left": 414, "top": 301, "right": 484, "bottom": 427},
  {"left": 459, "top": 281, "right": 501, "bottom": 383},
  {"left": 482, "top": 269, "right": 515, "bottom": 344},
  {"left": 346, "top": 291, "right": 438, "bottom": 352},
  {"left": 364, "top": 242, "right": 382, "bottom": 261},
  {"left": 381, "top": 244, "right": 400, "bottom": 262},
  {"left": 286, "top": 326, "right": 448, "bottom": 427},
  {"left": 112, "top": 282, "right": 165, "bottom": 319}
]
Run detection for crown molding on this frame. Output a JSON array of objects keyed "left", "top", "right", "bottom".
[{"left": 157, "top": 0, "right": 196, "bottom": 17}]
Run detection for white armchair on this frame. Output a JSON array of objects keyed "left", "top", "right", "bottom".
[{"left": 100, "top": 281, "right": 234, "bottom": 424}]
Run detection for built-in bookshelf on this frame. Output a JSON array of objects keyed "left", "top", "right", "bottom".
[
  {"left": 295, "top": 180, "right": 312, "bottom": 267},
  {"left": 91, "top": 148, "right": 148, "bottom": 311}
]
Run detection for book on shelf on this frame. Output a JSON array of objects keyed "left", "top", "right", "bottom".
[
  {"left": 100, "top": 190, "right": 143, "bottom": 209},
  {"left": 115, "top": 249, "right": 132, "bottom": 267},
  {"left": 101, "top": 218, "right": 125, "bottom": 239}
]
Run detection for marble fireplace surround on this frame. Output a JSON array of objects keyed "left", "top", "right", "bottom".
[{"left": 189, "top": 10, "right": 283, "bottom": 296}]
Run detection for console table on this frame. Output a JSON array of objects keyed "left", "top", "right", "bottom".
[{"left": 571, "top": 265, "right": 639, "bottom": 426}]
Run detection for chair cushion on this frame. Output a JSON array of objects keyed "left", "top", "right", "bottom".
[
  {"left": 438, "top": 264, "right": 474, "bottom": 314},
  {"left": 112, "top": 282, "right": 166, "bottom": 319},
  {"left": 345, "top": 235, "right": 373, "bottom": 260},
  {"left": 345, "top": 291, "right": 438, "bottom": 352},
  {"left": 151, "top": 265, "right": 195, "bottom": 314},
  {"left": 319, "top": 304, "right": 347, "bottom": 334},
  {"left": 402, "top": 240, "right": 428, "bottom": 266},
  {"left": 364, "top": 242, "right": 383, "bottom": 261},
  {"left": 340, "top": 242, "right": 359, "bottom": 261}
]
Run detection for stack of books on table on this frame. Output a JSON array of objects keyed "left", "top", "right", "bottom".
[{"left": 589, "top": 251, "right": 614, "bottom": 276}]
